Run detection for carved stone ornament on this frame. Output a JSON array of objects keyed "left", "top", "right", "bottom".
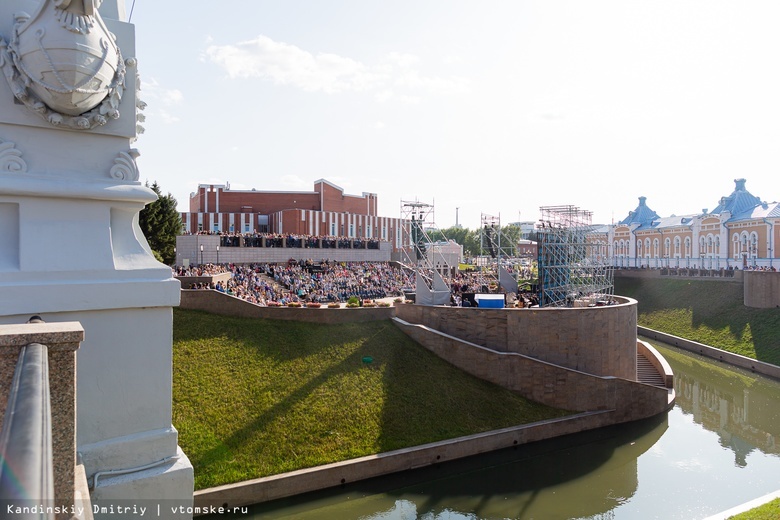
[
  {"left": 0, "top": 139, "right": 28, "bottom": 172},
  {"left": 110, "top": 148, "right": 140, "bottom": 181},
  {"left": 0, "top": 0, "right": 127, "bottom": 130}
]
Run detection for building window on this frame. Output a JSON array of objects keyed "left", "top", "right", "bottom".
[{"left": 750, "top": 232, "right": 759, "bottom": 258}]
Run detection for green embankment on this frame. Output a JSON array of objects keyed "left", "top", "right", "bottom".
[
  {"left": 172, "top": 308, "right": 570, "bottom": 490},
  {"left": 615, "top": 277, "right": 780, "bottom": 366},
  {"left": 729, "top": 498, "right": 780, "bottom": 520}
]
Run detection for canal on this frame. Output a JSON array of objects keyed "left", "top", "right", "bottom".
[{"left": 237, "top": 338, "right": 780, "bottom": 519}]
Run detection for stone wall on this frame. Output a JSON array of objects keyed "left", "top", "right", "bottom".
[
  {"left": 394, "top": 299, "right": 638, "bottom": 380},
  {"left": 393, "top": 318, "right": 670, "bottom": 422},
  {"left": 180, "top": 290, "right": 395, "bottom": 324},
  {"left": 743, "top": 271, "right": 780, "bottom": 308}
]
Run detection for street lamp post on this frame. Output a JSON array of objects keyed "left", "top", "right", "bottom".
[
  {"left": 216, "top": 245, "right": 220, "bottom": 264},
  {"left": 200, "top": 244, "right": 204, "bottom": 265}
]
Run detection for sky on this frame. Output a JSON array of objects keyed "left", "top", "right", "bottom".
[{"left": 127, "top": 1, "right": 780, "bottom": 230}]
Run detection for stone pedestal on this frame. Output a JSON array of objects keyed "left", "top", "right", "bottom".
[{"left": 0, "top": 1, "right": 193, "bottom": 517}]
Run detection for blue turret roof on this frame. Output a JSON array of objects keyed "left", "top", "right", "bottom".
[
  {"left": 619, "top": 196, "right": 660, "bottom": 225},
  {"left": 710, "top": 178, "right": 762, "bottom": 216},
  {"left": 729, "top": 201, "right": 780, "bottom": 222}
]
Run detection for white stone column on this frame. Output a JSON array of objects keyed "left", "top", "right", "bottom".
[{"left": 0, "top": 1, "right": 193, "bottom": 517}]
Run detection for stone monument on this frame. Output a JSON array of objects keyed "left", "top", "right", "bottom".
[{"left": 0, "top": 0, "right": 193, "bottom": 516}]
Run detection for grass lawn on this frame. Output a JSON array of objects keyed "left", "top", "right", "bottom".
[
  {"left": 729, "top": 498, "right": 780, "bottom": 520},
  {"left": 616, "top": 277, "right": 780, "bottom": 366},
  {"left": 172, "top": 308, "right": 571, "bottom": 490}
]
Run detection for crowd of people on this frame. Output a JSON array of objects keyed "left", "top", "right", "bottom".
[
  {"left": 174, "top": 256, "right": 551, "bottom": 308},
  {"left": 186, "top": 231, "right": 381, "bottom": 250},
  {"left": 177, "top": 261, "right": 413, "bottom": 306}
]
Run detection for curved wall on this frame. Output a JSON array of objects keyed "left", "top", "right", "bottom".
[{"left": 394, "top": 297, "right": 638, "bottom": 380}]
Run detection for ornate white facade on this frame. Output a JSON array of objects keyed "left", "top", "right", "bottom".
[{"left": 0, "top": 1, "right": 193, "bottom": 516}]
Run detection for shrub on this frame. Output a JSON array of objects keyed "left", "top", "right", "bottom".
[
  {"left": 327, "top": 302, "right": 341, "bottom": 309},
  {"left": 287, "top": 302, "right": 302, "bottom": 307},
  {"left": 306, "top": 302, "right": 321, "bottom": 308}
]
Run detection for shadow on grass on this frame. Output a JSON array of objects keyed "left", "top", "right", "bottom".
[
  {"left": 616, "top": 278, "right": 780, "bottom": 365},
  {"left": 190, "top": 343, "right": 370, "bottom": 480}
]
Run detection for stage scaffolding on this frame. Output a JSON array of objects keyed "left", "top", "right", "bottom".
[
  {"left": 536, "top": 205, "right": 614, "bottom": 308},
  {"left": 480, "top": 213, "right": 501, "bottom": 259},
  {"left": 478, "top": 213, "right": 523, "bottom": 295},
  {"left": 400, "top": 200, "right": 452, "bottom": 305}
]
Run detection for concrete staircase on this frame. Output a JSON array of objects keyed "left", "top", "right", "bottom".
[{"left": 637, "top": 351, "right": 666, "bottom": 387}]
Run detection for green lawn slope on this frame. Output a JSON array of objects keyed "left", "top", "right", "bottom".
[
  {"left": 172, "top": 308, "right": 571, "bottom": 490},
  {"left": 615, "top": 277, "right": 780, "bottom": 365}
]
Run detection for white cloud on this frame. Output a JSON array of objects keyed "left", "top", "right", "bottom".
[
  {"left": 141, "top": 78, "right": 183, "bottom": 105},
  {"left": 374, "top": 121, "right": 386, "bottom": 130},
  {"left": 156, "top": 110, "right": 180, "bottom": 124},
  {"left": 205, "top": 35, "right": 469, "bottom": 99}
]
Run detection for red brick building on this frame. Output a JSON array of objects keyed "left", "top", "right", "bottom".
[{"left": 181, "top": 179, "right": 406, "bottom": 250}]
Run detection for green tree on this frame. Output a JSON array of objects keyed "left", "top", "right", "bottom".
[
  {"left": 139, "top": 181, "right": 182, "bottom": 265},
  {"left": 430, "top": 226, "right": 480, "bottom": 258}
]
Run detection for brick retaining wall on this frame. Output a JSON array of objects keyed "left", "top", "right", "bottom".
[{"left": 394, "top": 299, "right": 638, "bottom": 380}]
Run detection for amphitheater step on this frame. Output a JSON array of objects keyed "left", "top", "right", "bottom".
[{"left": 637, "top": 351, "right": 666, "bottom": 387}]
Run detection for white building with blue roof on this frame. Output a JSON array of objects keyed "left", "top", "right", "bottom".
[{"left": 599, "top": 179, "right": 779, "bottom": 269}]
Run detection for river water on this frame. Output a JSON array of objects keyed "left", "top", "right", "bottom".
[{"left": 235, "top": 339, "right": 780, "bottom": 519}]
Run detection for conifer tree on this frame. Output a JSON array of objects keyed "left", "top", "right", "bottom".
[{"left": 139, "top": 181, "right": 182, "bottom": 265}]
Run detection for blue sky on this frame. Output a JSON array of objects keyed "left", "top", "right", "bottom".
[{"left": 128, "top": 1, "right": 780, "bottom": 229}]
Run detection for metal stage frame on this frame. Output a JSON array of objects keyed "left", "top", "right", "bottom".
[
  {"left": 399, "top": 200, "right": 453, "bottom": 305},
  {"left": 536, "top": 205, "right": 614, "bottom": 308}
]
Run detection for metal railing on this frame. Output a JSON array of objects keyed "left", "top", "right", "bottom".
[{"left": 0, "top": 318, "right": 54, "bottom": 519}]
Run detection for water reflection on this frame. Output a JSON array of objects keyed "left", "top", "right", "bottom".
[
  {"left": 221, "top": 341, "right": 780, "bottom": 519},
  {"left": 661, "top": 344, "right": 780, "bottom": 467}
]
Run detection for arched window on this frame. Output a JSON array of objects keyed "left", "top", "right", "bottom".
[
  {"left": 750, "top": 232, "right": 759, "bottom": 258},
  {"left": 653, "top": 238, "right": 659, "bottom": 258},
  {"left": 674, "top": 236, "right": 681, "bottom": 257},
  {"left": 732, "top": 233, "right": 740, "bottom": 259},
  {"left": 707, "top": 235, "right": 713, "bottom": 256},
  {"left": 664, "top": 237, "right": 671, "bottom": 257},
  {"left": 685, "top": 237, "right": 692, "bottom": 258},
  {"left": 645, "top": 238, "right": 651, "bottom": 257}
]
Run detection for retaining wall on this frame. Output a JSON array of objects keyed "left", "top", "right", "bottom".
[
  {"left": 393, "top": 318, "right": 671, "bottom": 422},
  {"left": 193, "top": 411, "right": 619, "bottom": 510},
  {"left": 743, "top": 271, "right": 780, "bottom": 308},
  {"left": 394, "top": 299, "right": 638, "bottom": 380},
  {"left": 179, "top": 289, "right": 395, "bottom": 324}
]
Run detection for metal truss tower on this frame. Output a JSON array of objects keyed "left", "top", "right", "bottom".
[
  {"left": 536, "top": 205, "right": 614, "bottom": 307},
  {"left": 480, "top": 213, "right": 502, "bottom": 259},
  {"left": 400, "top": 200, "right": 452, "bottom": 305}
]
